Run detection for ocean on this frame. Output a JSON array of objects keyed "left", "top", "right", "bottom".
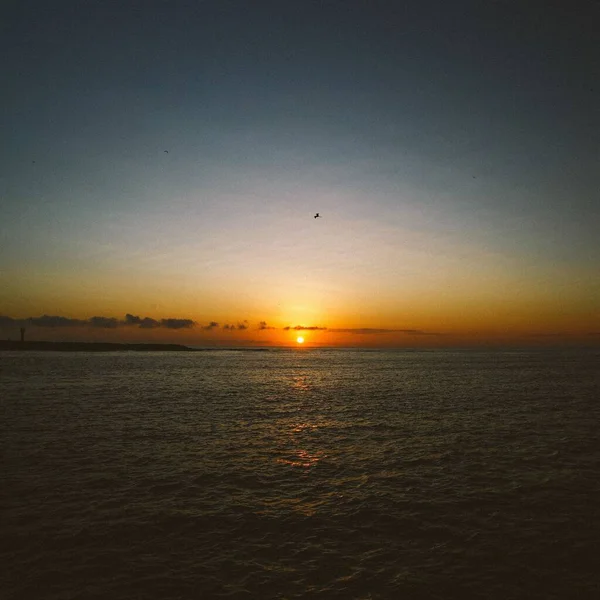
[{"left": 2, "top": 348, "right": 599, "bottom": 599}]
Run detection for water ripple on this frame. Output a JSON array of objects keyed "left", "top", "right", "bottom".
[{"left": 2, "top": 349, "right": 599, "bottom": 599}]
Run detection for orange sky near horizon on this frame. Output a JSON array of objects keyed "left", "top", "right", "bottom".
[
  {"left": 2, "top": 249, "right": 598, "bottom": 347},
  {"left": 2, "top": 307, "right": 599, "bottom": 348}
]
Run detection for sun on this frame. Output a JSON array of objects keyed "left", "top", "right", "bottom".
[{"left": 296, "top": 336, "right": 304, "bottom": 344}]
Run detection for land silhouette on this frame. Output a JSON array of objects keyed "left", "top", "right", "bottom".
[{"left": 0, "top": 340, "right": 195, "bottom": 352}]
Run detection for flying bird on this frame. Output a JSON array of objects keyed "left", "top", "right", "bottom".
[
  {"left": 164, "top": 150, "right": 169, "bottom": 154},
  {"left": 314, "top": 213, "right": 321, "bottom": 219}
]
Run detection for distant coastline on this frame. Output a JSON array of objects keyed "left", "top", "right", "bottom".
[{"left": 0, "top": 340, "right": 196, "bottom": 352}]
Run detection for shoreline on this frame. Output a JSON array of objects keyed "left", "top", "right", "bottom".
[{"left": 0, "top": 340, "right": 196, "bottom": 352}]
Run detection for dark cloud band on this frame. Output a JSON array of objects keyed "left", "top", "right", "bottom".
[
  {"left": 0, "top": 314, "right": 196, "bottom": 330},
  {"left": 328, "top": 328, "right": 442, "bottom": 335},
  {"left": 1, "top": 315, "right": 445, "bottom": 336}
]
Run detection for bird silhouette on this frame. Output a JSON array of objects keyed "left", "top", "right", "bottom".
[
  {"left": 164, "top": 150, "right": 169, "bottom": 154},
  {"left": 314, "top": 213, "right": 321, "bottom": 218}
]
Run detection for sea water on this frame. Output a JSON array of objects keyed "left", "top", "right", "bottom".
[{"left": 2, "top": 348, "right": 599, "bottom": 599}]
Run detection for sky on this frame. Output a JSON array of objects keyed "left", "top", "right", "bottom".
[{"left": 1, "top": 0, "right": 599, "bottom": 347}]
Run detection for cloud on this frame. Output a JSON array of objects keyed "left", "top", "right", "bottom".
[
  {"left": 125, "top": 314, "right": 194, "bottom": 329},
  {"left": 258, "top": 321, "right": 276, "bottom": 330},
  {"left": 160, "top": 318, "right": 195, "bottom": 329},
  {"left": 283, "top": 325, "right": 327, "bottom": 331},
  {"left": 124, "top": 313, "right": 142, "bottom": 325},
  {"left": 202, "top": 321, "right": 219, "bottom": 330},
  {"left": 139, "top": 318, "right": 161, "bottom": 329},
  {"left": 222, "top": 321, "right": 249, "bottom": 331},
  {"left": 397, "top": 329, "right": 444, "bottom": 336},
  {"left": 520, "top": 333, "right": 567, "bottom": 338},
  {"left": 28, "top": 315, "right": 88, "bottom": 328},
  {"left": 89, "top": 316, "right": 119, "bottom": 329}
]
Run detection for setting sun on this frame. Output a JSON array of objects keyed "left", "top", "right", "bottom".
[{"left": 296, "top": 336, "right": 304, "bottom": 344}]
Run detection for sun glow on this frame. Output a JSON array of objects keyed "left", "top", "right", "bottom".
[{"left": 296, "top": 336, "right": 304, "bottom": 344}]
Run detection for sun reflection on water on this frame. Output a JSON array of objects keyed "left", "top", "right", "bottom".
[
  {"left": 276, "top": 448, "right": 324, "bottom": 469},
  {"left": 291, "top": 422, "right": 319, "bottom": 434},
  {"left": 291, "top": 375, "right": 311, "bottom": 392}
]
